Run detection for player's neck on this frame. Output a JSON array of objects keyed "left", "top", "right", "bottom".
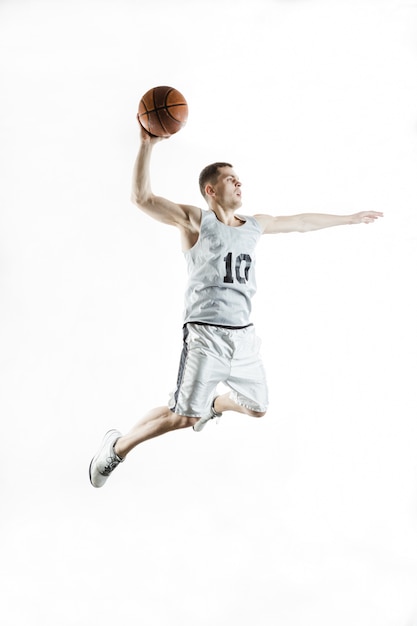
[{"left": 209, "top": 204, "right": 244, "bottom": 227}]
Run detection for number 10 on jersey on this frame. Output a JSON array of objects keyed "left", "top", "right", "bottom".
[{"left": 223, "top": 252, "right": 252, "bottom": 284}]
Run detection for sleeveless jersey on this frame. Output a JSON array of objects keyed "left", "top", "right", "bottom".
[{"left": 183, "top": 209, "right": 262, "bottom": 327}]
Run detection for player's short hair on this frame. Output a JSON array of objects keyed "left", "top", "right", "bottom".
[{"left": 198, "top": 162, "right": 233, "bottom": 198}]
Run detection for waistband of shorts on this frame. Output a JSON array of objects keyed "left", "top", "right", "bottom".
[{"left": 184, "top": 321, "right": 253, "bottom": 330}]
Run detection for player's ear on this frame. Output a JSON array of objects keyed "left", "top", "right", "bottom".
[{"left": 205, "top": 184, "right": 215, "bottom": 197}]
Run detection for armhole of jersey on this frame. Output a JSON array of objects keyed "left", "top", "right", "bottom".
[
  {"left": 249, "top": 215, "right": 263, "bottom": 234},
  {"left": 184, "top": 207, "right": 205, "bottom": 256}
]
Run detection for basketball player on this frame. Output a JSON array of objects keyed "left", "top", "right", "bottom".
[{"left": 89, "top": 126, "right": 383, "bottom": 488}]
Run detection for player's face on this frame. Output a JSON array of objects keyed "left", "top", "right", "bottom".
[{"left": 212, "top": 167, "right": 242, "bottom": 209}]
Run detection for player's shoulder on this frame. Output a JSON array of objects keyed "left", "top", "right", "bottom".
[
  {"left": 252, "top": 214, "right": 268, "bottom": 227},
  {"left": 253, "top": 214, "right": 277, "bottom": 233},
  {"left": 244, "top": 213, "right": 267, "bottom": 233}
]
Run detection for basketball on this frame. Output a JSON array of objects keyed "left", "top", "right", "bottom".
[{"left": 137, "top": 86, "right": 188, "bottom": 137}]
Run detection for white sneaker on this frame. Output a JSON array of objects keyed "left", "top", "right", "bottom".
[
  {"left": 89, "top": 429, "right": 124, "bottom": 488},
  {"left": 193, "top": 399, "right": 222, "bottom": 432}
]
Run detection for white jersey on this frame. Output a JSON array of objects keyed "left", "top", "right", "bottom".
[{"left": 183, "top": 209, "right": 262, "bottom": 327}]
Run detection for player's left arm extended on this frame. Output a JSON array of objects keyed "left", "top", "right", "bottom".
[{"left": 255, "top": 211, "right": 383, "bottom": 234}]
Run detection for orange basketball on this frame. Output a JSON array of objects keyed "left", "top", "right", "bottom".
[{"left": 138, "top": 86, "right": 188, "bottom": 137}]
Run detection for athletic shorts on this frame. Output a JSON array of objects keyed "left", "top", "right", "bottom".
[{"left": 168, "top": 323, "right": 269, "bottom": 418}]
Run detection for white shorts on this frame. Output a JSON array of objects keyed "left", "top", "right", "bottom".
[{"left": 169, "top": 323, "right": 269, "bottom": 418}]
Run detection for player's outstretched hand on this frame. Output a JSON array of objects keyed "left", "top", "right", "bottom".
[{"left": 353, "top": 211, "right": 384, "bottom": 224}]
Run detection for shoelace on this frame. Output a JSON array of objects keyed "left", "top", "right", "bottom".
[{"left": 102, "top": 456, "right": 120, "bottom": 475}]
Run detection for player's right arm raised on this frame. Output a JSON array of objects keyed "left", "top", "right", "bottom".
[{"left": 131, "top": 128, "right": 201, "bottom": 249}]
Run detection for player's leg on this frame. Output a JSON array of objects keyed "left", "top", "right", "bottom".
[
  {"left": 115, "top": 406, "right": 198, "bottom": 457},
  {"left": 89, "top": 407, "right": 197, "bottom": 488},
  {"left": 192, "top": 391, "right": 266, "bottom": 432},
  {"left": 89, "top": 323, "right": 223, "bottom": 487},
  {"left": 213, "top": 393, "right": 266, "bottom": 417}
]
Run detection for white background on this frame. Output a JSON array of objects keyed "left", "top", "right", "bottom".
[{"left": 1, "top": 0, "right": 417, "bottom": 624}]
